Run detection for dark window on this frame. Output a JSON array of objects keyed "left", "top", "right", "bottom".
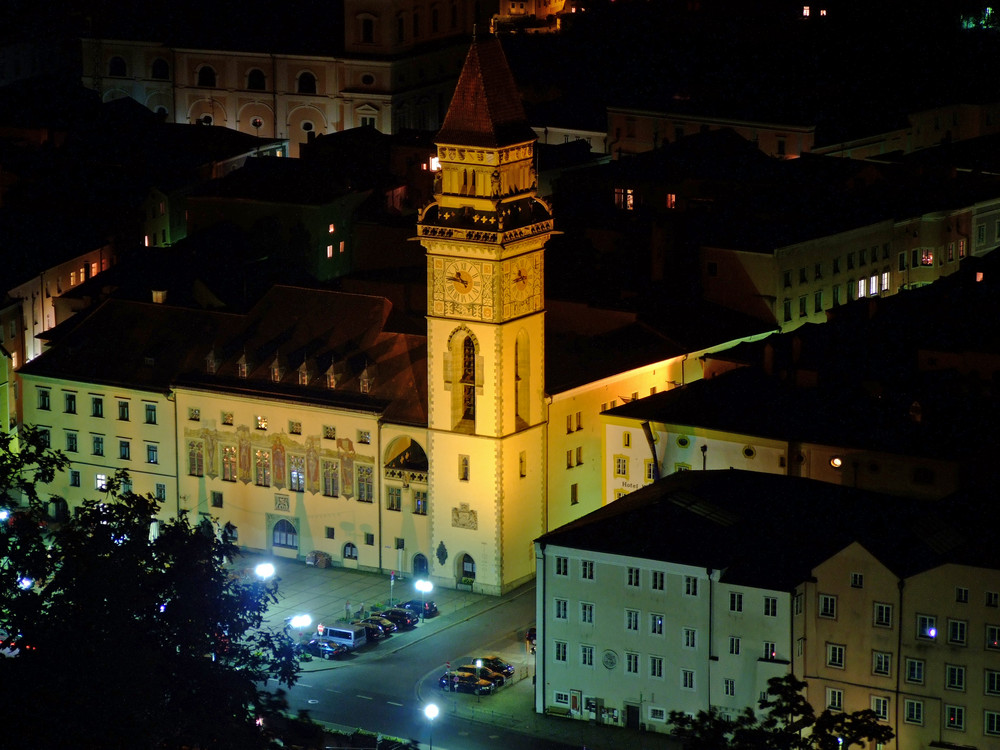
[
  {"left": 362, "top": 18, "right": 374, "bottom": 43},
  {"left": 197, "top": 66, "right": 216, "bottom": 87},
  {"left": 151, "top": 58, "right": 169, "bottom": 80},
  {"left": 108, "top": 57, "right": 126, "bottom": 77},
  {"left": 297, "top": 72, "right": 316, "bottom": 94},
  {"left": 247, "top": 68, "right": 266, "bottom": 90}
]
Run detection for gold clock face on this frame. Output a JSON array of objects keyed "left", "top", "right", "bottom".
[
  {"left": 444, "top": 261, "right": 482, "bottom": 302},
  {"left": 509, "top": 256, "right": 532, "bottom": 301}
]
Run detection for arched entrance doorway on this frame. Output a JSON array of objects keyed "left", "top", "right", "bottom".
[{"left": 413, "top": 553, "right": 428, "bottom": 577}]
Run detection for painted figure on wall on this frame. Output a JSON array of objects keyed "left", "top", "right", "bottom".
[
  {"left": 273, "top": 436, "right": 286, "bottom": 490},
  {"left": 205, "top": 430, "right": 218, "bottom": 479},
  {"left": 338, "top": 438, "right": 355, "bottom": 498},
  {"left": 306, "top": 437, "right": 320, "bottom": 494},
  {"left": 238, "top": 425, "right": 252, "bottom": 484}
]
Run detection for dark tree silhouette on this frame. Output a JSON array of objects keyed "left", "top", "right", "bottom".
[
  {"left": 670, "top": 675, "right": 894, "bottom": 750},
  {"left": 0, "top": 426, "right": 300, "bottom": 750}
]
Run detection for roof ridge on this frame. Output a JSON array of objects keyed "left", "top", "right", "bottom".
[{"left": 435, "top": 36, "right": 536, "bottom": 149}]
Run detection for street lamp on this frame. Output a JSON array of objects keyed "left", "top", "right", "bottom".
[
  {"left": 255, "top": 562, "right": 275, "bottom": 579},
  {"left": 415, "top": 579, "right": 433, "bottom": 621},
  {"left": 424, "top": 703, "right": 438, "bottom": 750}
]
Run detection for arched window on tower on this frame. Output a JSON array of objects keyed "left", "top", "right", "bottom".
[
  {"left": 461, "top": 336, "right": 476, "bottom": 422},
  {"left": 515, "top": 331, "right": 529, "bottom": 429},
  {"left": 362, "top": 18, "right": 374, "bottom": 43}
]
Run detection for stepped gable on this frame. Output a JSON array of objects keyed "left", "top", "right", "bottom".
[{"left": 435, "top": 36, "right": 536, "bottom": 149}]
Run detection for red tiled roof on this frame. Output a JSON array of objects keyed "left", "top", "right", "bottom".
[{"left": 435, "top": 36, "right": 537, "bottom": 149}]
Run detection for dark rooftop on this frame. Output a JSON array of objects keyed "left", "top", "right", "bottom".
[{"left": 538, "top": 469, "right": 1000, "bottom": 590}]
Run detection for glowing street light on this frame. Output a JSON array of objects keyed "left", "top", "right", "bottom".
[
  {"left": 424, "top": 703, "right": 439, "bottom": 750},
  {"left": 415, "top": 579, "right": 433, "bottom": 621},
  {"left": 255, "top": 562, "right": 275, "bottom": 579}
]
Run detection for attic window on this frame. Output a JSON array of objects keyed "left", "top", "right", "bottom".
[
  {"left": 237, "top": 361, "right": 248, "bottom": 378},
  {"left": 325, "top": 370, "right": 336, "bottom": 389},
  {"left": 297, "top": 368, "right": 309, "bottom": 386},
  {"left": 270, "top": 363, "right": 282, "bottom": 382},
  {"left": 361, "top": 74, "right": 375, "bottom": 86}
]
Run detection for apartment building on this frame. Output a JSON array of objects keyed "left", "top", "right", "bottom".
[{"left": 534, "top": 470, "right": 1000, "bottom": 746}]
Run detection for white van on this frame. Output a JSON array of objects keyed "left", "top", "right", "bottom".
[{"left": 319, "top": 624, "right": 367, "bottom": 651}]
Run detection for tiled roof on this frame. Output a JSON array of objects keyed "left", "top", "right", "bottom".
[
  {"left": 19, "top": 286, "right": 428, "bottom": 425},
  {"left": 435, "top": 36, "right": 537, "bottom": 149},
  {"left": 537, "top": 470, "right": 999, "bottom": 590}
]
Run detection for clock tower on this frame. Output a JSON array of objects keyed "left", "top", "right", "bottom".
[{"left": 418, "top": 35, "right": 553, "bottom": 595}]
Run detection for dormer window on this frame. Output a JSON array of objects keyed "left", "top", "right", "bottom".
[
  {"left": 205, "top": 352, "right": 218, "bottom": 374},
  {"left": 297, "top": 366, "right": 310, "bottom": 386},
  {"left": 270, "top": 359, "right": 282, "bottom": 382},
  {"left": 325, "top": 368, "right": 336, "bottom": 389},
  {"left": 237, "top": 355, "right": 248, "bottom": 379}
]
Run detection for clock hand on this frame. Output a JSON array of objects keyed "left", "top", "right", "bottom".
[{"left": 446, "top": 274, "right": 468, "bottom": 288}]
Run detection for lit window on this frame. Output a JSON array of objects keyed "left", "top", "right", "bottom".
[
  {"left": 256, "top": 415, "right": 268, "bottom": 430},
  {"left": 650, "top": 613, "right": 663, "bottom": 635},
  {"left": 871, "top": 696, "right": 888, "bottom": 720},
  {"left": 905, "top": 699, "right": 924, "bottom": 725},
  {"left": 827, "top": 688, "right": 843, "bottom": 710},
  {"left": 906, "top": 658, "right": 925, "bottom": 683},
  {"left": 917, "top": 614, "right": 937, "bottom": 640},
  {"left": 872, "top": 651, "right": 891, "bottom": 676},
  {"left": 819, "top": 594, "right": 837, "bottom": 618},
  {"left": 146, "top": 444, "right": 158, "bottom": 464},
  {"left": 948, "top": 619, "right": 968, "bottom": 645},
  {"left": 827, "top": 643, "right": 845, "bottom": 668},
  {"left": 626, "top": 609, "right": 639, "bottom": 631},
  {"left": 921, "top": 249, "right": 934, "bottom": 266},
  {"left": 946, "top": 664, "right": 966, "bottom": 691},
  {"left": 874, "top": 602, "right": 892, "bottom": 627},
  {"left": 945, "top": 704, "right": 965, "bottom": 730}
]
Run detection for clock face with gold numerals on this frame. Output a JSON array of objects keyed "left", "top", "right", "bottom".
[
  {"left": 509, "top": 255, "right": 533, "bottom": 301},
  {"left": 443, "top": 260, "right": 482, "bottom": 303}
]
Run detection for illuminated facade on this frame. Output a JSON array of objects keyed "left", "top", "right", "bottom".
[
  {"left": 795, "top": 545, "right": 1000, "bottom": 750},
  {"left": 80, "top": 1, "right": 476, "bottom": 157},
  {"left": 418, "top": 37, "right": 550, "bottom": 595}
]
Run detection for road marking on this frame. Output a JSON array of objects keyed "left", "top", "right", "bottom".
[
  {"left": 387, "top": 701, "right": 404, "bottom": 707},
  {"left": 356, "top": 694, "right": 373, "bottom": 700}
]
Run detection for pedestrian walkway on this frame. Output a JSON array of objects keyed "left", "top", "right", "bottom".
[{"left": 234, "top": 550, "right": 680, "bottom": 750}]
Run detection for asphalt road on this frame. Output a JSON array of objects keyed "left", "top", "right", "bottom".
[{"left": 276, "top": 585, "right": 582, "bottom": 749}]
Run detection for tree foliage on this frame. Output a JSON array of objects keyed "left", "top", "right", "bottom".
[
  {"left": 0, "top": 427, "right": 300, "bottom": 750},
  {"left": 670, "top": 675, "right": 894, "bottom": 750}
]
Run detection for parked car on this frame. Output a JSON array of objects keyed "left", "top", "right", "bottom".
[
  {"left": 378, "top": 608, "right": 419, "bottom": 628},
  {"left": 439, "top": 670, "right": 493, "bottom": 695},
  {"left": 474, "top": 655, "right": 515, "bottom": 677},
  {"left": 401, "top": 599, "right": 439, "bottom": 618},
  {"left": 297, "top": 639, "right": 349, "bottom": 660},
  {"left": 456, "top": 664, "right": 505, "bottom": 688},
  {"left": 361, "top": 616, "right": 397, "bottom": 635},
  {"left": 352, "top": 620, "right": 384, "bottom": 640}
]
